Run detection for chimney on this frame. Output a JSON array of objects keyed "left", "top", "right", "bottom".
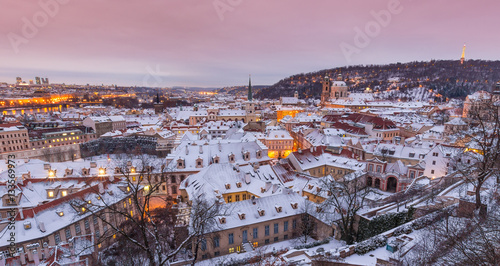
[
  {"left": 199, "top": 145, "right": 203, "bottom": 154},
  {"left": 185, "top": 145, "right": 189, "bottom": 155},
  {"left": 98, "top": 183, "right": 105, "bottom": 194},
  {"left": 39, "top": 221, "right": 46, "bottom": 232}
]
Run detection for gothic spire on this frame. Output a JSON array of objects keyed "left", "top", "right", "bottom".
[{"left": 248, "top": 74, "right": 252, "bottom": 101}]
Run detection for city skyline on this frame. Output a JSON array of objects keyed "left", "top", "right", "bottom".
[{"left": 2, "top": 0, "right": 500, "bottom": 87}]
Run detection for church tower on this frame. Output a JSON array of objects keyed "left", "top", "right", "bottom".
[
  {"left": 321, "top": 75, "right": 332, "bottom": 106},
  {"left": 245, "top": 75, "right": 257, "bottom": 122},
  {"left": 247, "top": 74, "right": 252, "bottom": 101},
  {"left": 154, "top": 93, "right": 164, "bottom": 114}
]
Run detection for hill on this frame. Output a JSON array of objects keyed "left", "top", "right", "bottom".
[{"left": 254, "top": 60, "right": 500, "bottom": 100}]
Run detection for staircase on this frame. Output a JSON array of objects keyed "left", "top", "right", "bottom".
[{"left": 241, "top": 242, "right": 254, "bottom": 253}]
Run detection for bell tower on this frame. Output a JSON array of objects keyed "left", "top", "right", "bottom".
[{"left": 321, "top": 75, "right": 331, "bottom": 106}]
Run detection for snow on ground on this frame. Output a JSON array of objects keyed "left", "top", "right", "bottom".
[{"left": 195, "top": 238, "right": 345, "bottom": 266}]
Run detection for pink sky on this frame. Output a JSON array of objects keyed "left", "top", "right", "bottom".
[{"left": 1, "top": 0, "right": 499, "bottom": 87}]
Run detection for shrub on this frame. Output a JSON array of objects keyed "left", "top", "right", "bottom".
[{"left": 354, "top": 235, "right": 388, "bottom": 255}]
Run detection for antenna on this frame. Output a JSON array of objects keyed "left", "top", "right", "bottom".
[{"left": 460, "top": 44, "right": 466, "bottom": 65}]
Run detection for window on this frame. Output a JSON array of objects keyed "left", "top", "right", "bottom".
[
  {"left": 229, "top": 247, "right": 234, "bottom": 253},
  {"left": 274, "top": 223, "right": 279, "bottom": 234},
  {"left": 284, "top": 221, "right": 289, "bottom": 232},
  {"left": 265, "top": 239, "right": 270, "bottom": 244},
  {"left": 201, "top": 239, "right": 207, "bottom": 251},
  {"left": 274, "top": 237, "right": 279, "bottom": 242},
  {"left": 228, "top": 233, "right": 234, "bottom": 244},
  {"left": 75, "top": 223, "right": 81, "bottom": 234},
  {"left": 284, "top": 234, "right": 288, "bottom": 240},
  {"left": 368, "top": 164, "right": 373, "bottom": 171},
  {"left": 432, "top": 161, "right": 436, "bottom": 165},
  {"left": 431, "top": 170, "right": 435, "bottom": 174},
  {"left": 292, "top": 219, "right": 297, "bottom": 229},
  {"left": 376, "top": 166, "right": 381, "bottom": 173},
  {"left": 253, "top": 228, "right": 258, "bottom": 239},
  {"left": 171, "top": 185, "right": 177, "bottom": 194},
  {"left": 84, "top": 219, "right": 90, "bottom": 230},
  {"left": 93, "top": 216, "right": 98, "bottom": 225},
  {"left": 235, "top": 195, "right": 240, "bottom": 201},
  {"left": 214, "top": 251, "right": 220, "bottom": 256},
  {"left": 54, "top": 232, "right": 61, "bottom": 244},
  {"left": 243, "top": 194, "right": 247, "bottom": 200},
  {"left": 265, "top": 225, "right": 270, "bottom": 236},
  {"left": 65, "top": 228, "right": 72, "bottom": 240},
  {"left": 227, "top": 196, "right": 232, "bottom": 203},
  {"left": 410, "top": 172, "right": 415, "bottom": 179},
  {"left": 213, "top": 236, "right": 220, "bottom": 248}
]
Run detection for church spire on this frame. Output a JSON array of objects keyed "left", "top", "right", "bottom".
[{"left": 248, "top": 74, "right": 252, "bottom": 101}]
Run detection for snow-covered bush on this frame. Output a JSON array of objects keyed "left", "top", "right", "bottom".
[
  {"left": 354, "top": 235, "right": 388, "bottom": 255},
  {"left": 293, "top": 238, "right": 330, "bottom": 250}
]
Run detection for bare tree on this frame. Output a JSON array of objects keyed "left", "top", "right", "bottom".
[
  {"left": 403, "top": 203, "right": 500, "bottom": 266},
  {"left": 451, "top": 98, "right": 500, "bottom": 209},
  {"left": 188, "top": 195, "right": 228, "bottom": 265},
  {"left": 80, "top": 154, "right": 222, "bottom": 266},
  {"left": 296, "top": 199, "right": 316, "bottom": 244},
  {"left": 320, "top": 173, "right": 371, "bottom": 245}
]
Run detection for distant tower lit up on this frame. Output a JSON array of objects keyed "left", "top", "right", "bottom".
[{"left": 460, "top": 44, "right": 466, "bottom": 65}]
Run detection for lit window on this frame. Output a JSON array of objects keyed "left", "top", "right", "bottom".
[
  {"left": 48, "top": 191, "right": 54, "bottom": 198},
  {"left": 61, "top": 191, "right": 67, "bottom": 197}
]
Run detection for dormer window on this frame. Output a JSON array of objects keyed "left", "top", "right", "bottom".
[
  {"left": 256, "top": 150, "right": 262, "bottom": 159},
  {"left": 213, "top": 156, "right": 220, "bottom": 164},
  {"left": 308, "top": 185, "right": 313, "bottom": 190},
  {"left": 291, "top": 202, "right": 298, "bottom": 209},
  {"left": 261, "top": 187, "right": 266, "bottom": 193},
  {"left": 228, "top": 154, "right": 235, "bottom": 163},
  {"left": 177, "top": 159, "right": 185, "bottom": 169},
  {"left": 219, "top": 217, "right": 226, "bottom": 224},
  {"left": 47, "top": 191, "right": 55, "bottom": 198},
  {"left": 316, "top": 207, "right": 323, "bottom": 213},
  {"left": 275, "top": 206, "right": 282, "bottom": 213},
  {"left": 236, "top": 182, "right": 242, "bottom": 188},
  {"left": 316, "top": 187, "right": 321, "bottom": 193},
  {"left": 258, "top": 209, "right": 265, "bottom": 216},
  {"left": 238, "top": 213, "right": 246, "bottom": 220},
  {"left": 61, "top": 190, "right": 67, "bottom": 197},
  {"left": 196, "top": 158, "right": 203, "bottom": 168},
  {"left": 82, "top": 168, "right": 89, "bottom": 175},
  {"left": 243, "top": 151, "right": 250, "bottom": 161},
  {"left": 115, "top": 167, "right": 121, "bottom": 174},
  {"left": 225, "top": 183, "right": 231, "bottom": 189}
]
